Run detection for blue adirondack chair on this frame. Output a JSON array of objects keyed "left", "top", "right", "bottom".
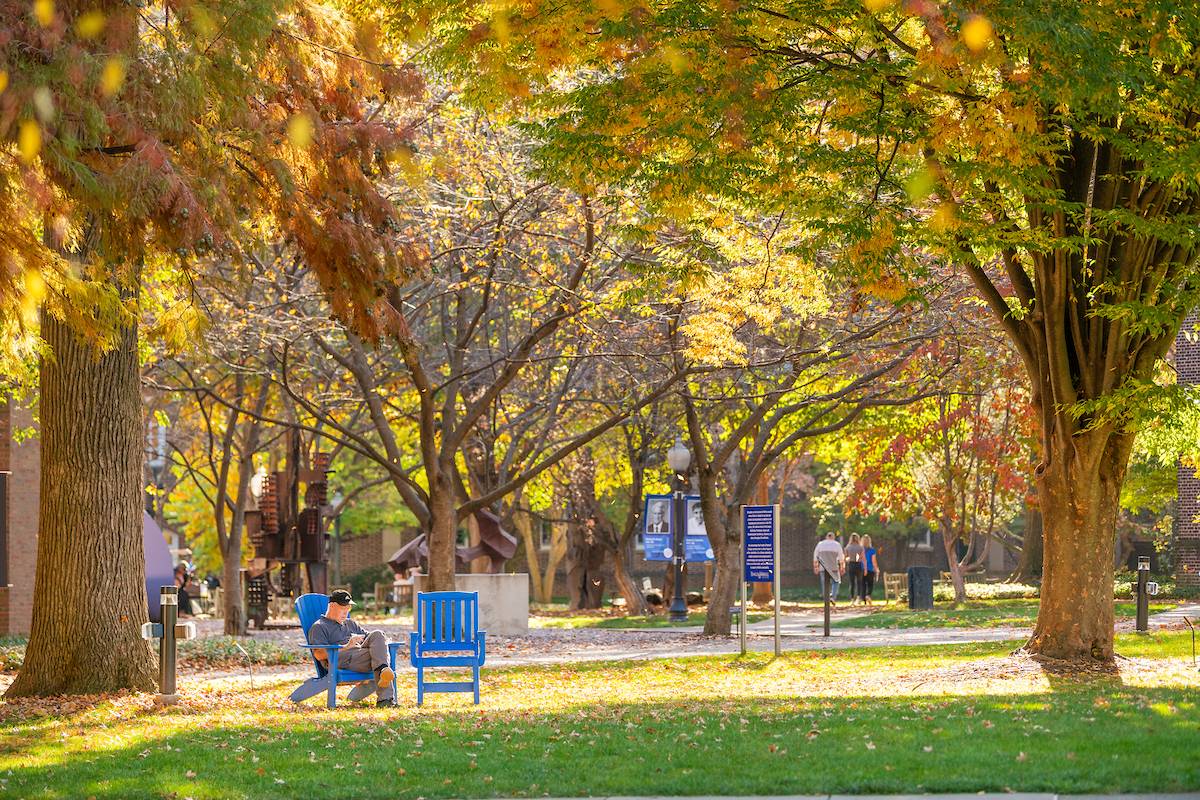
[
  {"left": 290, "top": 593, "right": 403, "bottom": 709},
  {"left": 409, "top": 591, "right": 486, "bottom": 705}
]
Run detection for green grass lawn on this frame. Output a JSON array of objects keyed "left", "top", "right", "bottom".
[
  {"left": 532, "top": 611, "right": 770, "bottom": 629},
  {"left": 831, "top": 599, "right": 1177, "bottom": 630},
  {"left": 0, "top": 632, "right": 1197, "bottom": 799}
]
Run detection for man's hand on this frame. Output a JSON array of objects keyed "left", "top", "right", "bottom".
[{"left": 346, "top": 634, "right": 365, "bottom": 648}]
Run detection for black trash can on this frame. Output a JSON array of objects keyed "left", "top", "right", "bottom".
[{"left": 907, "top": 566, "right": 934, "bottom": 610}]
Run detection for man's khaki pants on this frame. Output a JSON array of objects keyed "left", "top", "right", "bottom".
[{"left": 337, "top": 631, "right": 393, "bottom": 701}]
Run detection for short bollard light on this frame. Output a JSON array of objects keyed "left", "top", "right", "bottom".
[
  {"left": 1135, "top": 556, "right": 1151, "bottom": 634},
  {"left": 140, "top": 585, "right": 197, "bottom": 705}
]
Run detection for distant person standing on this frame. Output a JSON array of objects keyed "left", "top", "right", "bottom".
[
  {"left": 812, "top": 532, "right": 845, "bottom": 607},
  {"left": 861, "top": 535, "right": 879, "bottom": 606},
  {"left": 174, "top": 563, "right": 194, "bottom": 617},
  {"left": 844, "top": 533, "right": 864, "bottom": 606}
]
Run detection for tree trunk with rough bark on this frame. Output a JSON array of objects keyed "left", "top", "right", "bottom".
[
  {"left": 1024, "top": 429, "right": 1129, "bottom": 660},
  {"left": 703, "top": 529, "right": 740, "bottom": 635},
  {"left": 700, "top": 468, "right": 738, "bottom": 635},
  {"left": 513, "top": 501, "right": 547, "bottom": 603},
  {"left": 222, "top": 537, "right": 245, "bottom": 637},
  {"left": 941, "top": 524, "right": 967, "bottom": 604},
  {"left": 610, "top": 546, "right": 647, "bottom": 616},
  {"left": 565, "top": 522, "right": 605, "bottom": 610},
  {"left": 1012, "top": 504, "right": 1042, "bottom": 582},
  {"left": 8, "top": 312, "right": 157, "bottom": 696},
  {"left": 427, "top": 469, "right": 458, "bottom": 591}
]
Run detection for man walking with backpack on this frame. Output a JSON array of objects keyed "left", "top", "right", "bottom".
[{"left": 812, "top": 532, "right": 846, "bottom": 608}]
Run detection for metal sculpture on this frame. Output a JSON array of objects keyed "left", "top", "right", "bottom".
[
  {"left": 242, "top": 430, "right": 333, "bottom": 627},
  {"left": 387, "top": 508, "right": 517, "bottom": 576}
]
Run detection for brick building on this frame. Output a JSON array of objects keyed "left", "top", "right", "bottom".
[
  {"left": 334, "top": 528, "right": 407, "bottom": 583},
  {"left": 1176, "top": 314, "right": 1200, "bottom": 588},
  {"left": 0, "top": 401, "right": 39, "bottom": 635}
]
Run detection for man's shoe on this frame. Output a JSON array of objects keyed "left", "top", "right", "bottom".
[{"left": 377, "top": 666, "right": 395, "bottom": 689}]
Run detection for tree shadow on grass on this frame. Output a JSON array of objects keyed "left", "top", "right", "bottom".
[{"left": 1, "top": 687, "right": 1198, "bottom": 799}]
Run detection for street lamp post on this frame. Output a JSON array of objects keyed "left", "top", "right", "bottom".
[
  {"left": 330, "top": 491, "right": 344, "bottom": 587},
  {"left": 666, "top": 438, "right": 692, "bottom": 623}
]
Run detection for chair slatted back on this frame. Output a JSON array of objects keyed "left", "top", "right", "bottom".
[
  {"left": 296, "top": 593, "right": 329, "bottom": 638},
  {"left": 295, "top": 593, "right": 331, "bottom": 676},
  {"left": 415, "top": 591, "right": 479, "bottom": 649}
]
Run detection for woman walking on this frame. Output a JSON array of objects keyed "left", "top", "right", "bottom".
[
  {"left": 861, "top": 535, "right": 879, "bottom": 606},
  {"left": 844, "top": 533, "right": 864, "bottom": 606}
]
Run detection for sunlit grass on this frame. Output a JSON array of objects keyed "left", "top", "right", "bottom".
[{"left": 0, "top": 632, "right": 1195, "bottom": 799}]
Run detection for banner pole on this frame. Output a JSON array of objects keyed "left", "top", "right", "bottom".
[
  {"left": 773, "top": 504, "right": 781, "bottom": 657},
  {"left": 740, "top": 518, "right": 747, "bottom": 656}
]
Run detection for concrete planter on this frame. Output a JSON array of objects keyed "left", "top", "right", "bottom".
[{"left": 413, "top": 573, "right": 529, "bottom": 636}]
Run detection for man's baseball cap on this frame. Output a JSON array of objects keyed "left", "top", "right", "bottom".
[{"left": 329, "top": 589, "right": 355, "bottom": 606}]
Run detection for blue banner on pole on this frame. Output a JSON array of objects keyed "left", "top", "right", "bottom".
[
  {"left": 684, "top": 495, "right": 714, "bottom": 562},
  {"left": 642, "top": 494, "right": 673, "bottom": 562},
  {"left": 743, "top": 505, "right": 776, "bottom": 582}
]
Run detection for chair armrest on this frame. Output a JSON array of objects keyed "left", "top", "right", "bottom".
[
  {"left": 476, "top": 631, "right": 486, "bottom": 667},
  {"left": 300, "top": 643, "right": 344, "bottom": 676},
  {"left": 408, "top": 630, "right": 420, "bottom": 662}
]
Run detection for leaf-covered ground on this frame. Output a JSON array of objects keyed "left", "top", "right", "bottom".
[
  {"left": 831, "top": 599, "right": 1176, "bottom": 630},
  {"left": 532, "top": 611, "right": 771, "bottom": 629},
  {"left": 0, "top": 633, "right": 1196, "bottom": 799}
]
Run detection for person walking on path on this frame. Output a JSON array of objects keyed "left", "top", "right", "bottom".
[
  {"left": 813, "top": 532, "right": 845, "bottom": 608},
  {"left": 307, "top": 589, "right": 396, "bottom": 705},
  {"left": 844, "top": 533, "right": 864, "bottom": 606},
  {"left": 861, "top": 535, "right": 879, "bottom": 606}
]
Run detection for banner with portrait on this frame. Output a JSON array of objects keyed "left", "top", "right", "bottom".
[
  {"left": 642, "top": 494, "right": 673, "bottom": 562},
  {"left": 684, "top": 495, "right": 715, "bottom": 562}
]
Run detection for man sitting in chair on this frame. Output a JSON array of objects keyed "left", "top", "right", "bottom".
[{"left": 308, "top": 590, "right": 395, "bottom": 705}]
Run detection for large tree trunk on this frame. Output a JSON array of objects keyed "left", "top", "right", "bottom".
[
  {"left": 941, "top": 527, "right": 967, "bottom": 603},
  {"left": 222, "top": 536, "right": 246, "bottom": 637},
  {"left": 701, "top": 473, "right": 738, "bottom": 635},
  {"left": 611, "top": 546, "right": 648, "bottom": 616},
  {"left": 8, "top": 312, "right": 157, "bottom": 696},
  {"left": 513, "top": 500, "right": 548, "bottom": 603},
  {"left": 427, "top": 471, "right": 458, "bottom": 591},
  {"left": 565, "top": 524, "right": 605, "bottom": 610},
  {"left": 1024, "top": 429, "right": 1130, "bottom": 660},
  {"left": 703, "top": 530, "right": 740, "bottom": 635},
  {"left": 1012, "top": 504, "right": 1043, "bottom": 582}
]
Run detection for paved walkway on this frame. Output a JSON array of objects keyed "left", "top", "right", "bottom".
[{"left": 173, "top": 603, "right": 1200, "bottom": 692}]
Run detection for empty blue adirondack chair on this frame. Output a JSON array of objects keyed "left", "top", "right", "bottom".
[
  {"left": 290, "top": 593, "right": 403, "bottom": 709},
  {"left": 409, "top": 591, "right": 486, "bottom": 705}
]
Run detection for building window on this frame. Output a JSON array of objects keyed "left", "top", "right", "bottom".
[{"left": 911, "top": 527, "right": 933, "bottom": 550}]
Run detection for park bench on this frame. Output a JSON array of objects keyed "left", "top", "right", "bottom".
[
  {"left": 289, "top": 592, "right": 403, "bottom": 709},
  {"left": 883, "top": 572, "right": 905, "bottom": 604},
  {"left": 410, "top": 591, "right": 486, "bottom": 705}
]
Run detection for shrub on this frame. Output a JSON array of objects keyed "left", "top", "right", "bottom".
[
  {"left": 178, "top": 636, "right": 300, "bottom": 669},
  {"left": 0, "top": 636, "right": 26, "bottom": 672},
  {"left": 931, "top": 582, "right": 1041, "bottom": 601},
  {"left": 347, "top": 563, "right": 394, "bottom": 601}
]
